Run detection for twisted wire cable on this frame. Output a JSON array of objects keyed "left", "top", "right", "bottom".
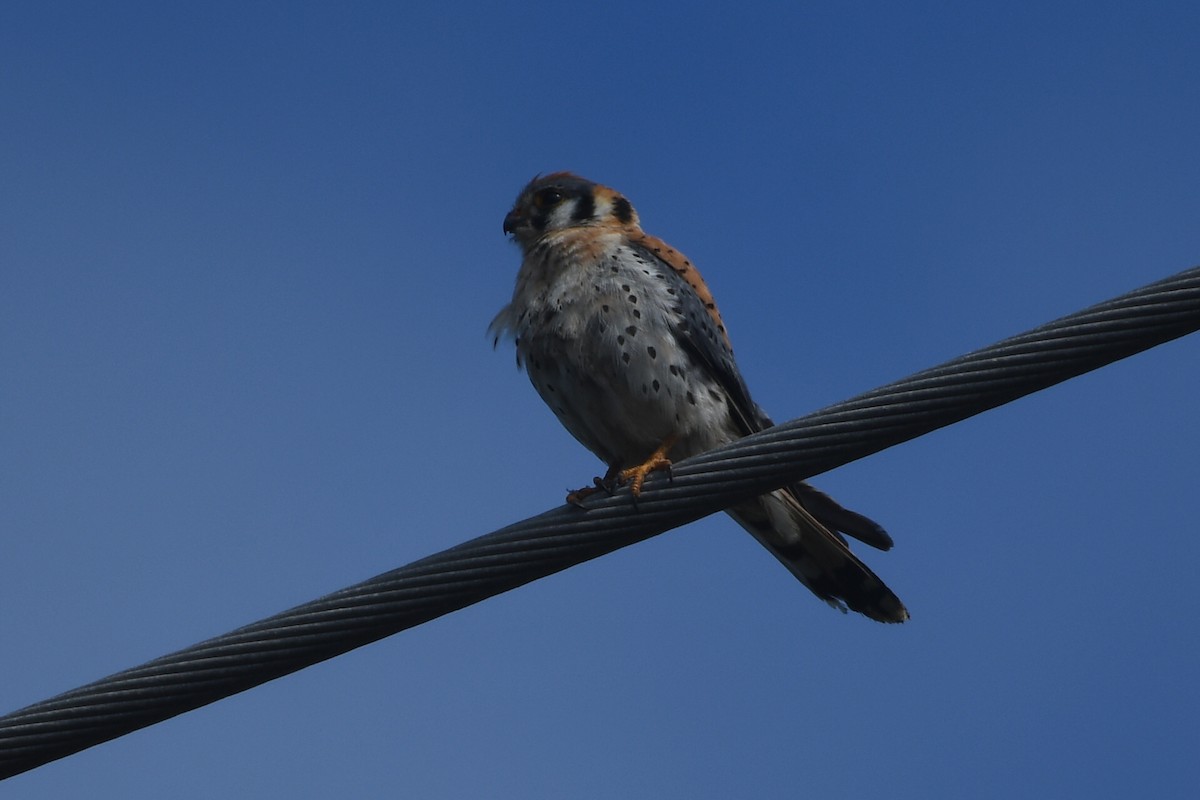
[{"left": 2, "top": 265, "right": 1198, "bottom": 779}]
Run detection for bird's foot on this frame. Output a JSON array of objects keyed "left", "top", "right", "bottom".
[
  {"left": 617, "top": 438, "right": 676, "bottom": 499},
  {"left": 566, "top": 466, "right": 622, "bottom": 506},
  {"left": 565, "top": 440, "right": 676, "bottom": 507}
]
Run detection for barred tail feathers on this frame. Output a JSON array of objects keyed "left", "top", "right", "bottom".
[{"left": 727, "top": 489, "right": 908, "bottom": 623}]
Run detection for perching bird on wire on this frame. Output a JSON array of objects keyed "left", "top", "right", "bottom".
[{"left": 491, "top": 172, "right": 907, "bottom": 623}]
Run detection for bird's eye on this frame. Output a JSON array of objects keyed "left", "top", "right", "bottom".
[{"left": 532, "top": 188, "right": 563, "bottom": 209}]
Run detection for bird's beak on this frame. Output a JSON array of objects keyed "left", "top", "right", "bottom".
[{"left": 503, "top": 210, "right": 522, "bottom": 236}]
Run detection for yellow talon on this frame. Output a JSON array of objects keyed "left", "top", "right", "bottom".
[
  {"left": 617, "top": 437, "right": 676, "bottom": 497},
  {"left": 565, "top": 439, "right": 676, "bottom": 505}
]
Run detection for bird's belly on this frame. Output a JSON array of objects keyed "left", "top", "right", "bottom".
[{"left": 520, "top": 302, "right": 732, "bottom": 470}]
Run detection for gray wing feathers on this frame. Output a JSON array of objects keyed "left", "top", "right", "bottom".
[{"left": 635, "top": 242, "right": 906, "bottom": 622}]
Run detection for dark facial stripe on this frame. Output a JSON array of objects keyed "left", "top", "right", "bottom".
[
  {"left": 571, "top": 190, "right": 595, "bottom": 223},
  {"left": 612, "top": 196, "right": 633, "bottom": 224},
  {"left": 528, "top": 209, "right": 551, "bottom": 232}
]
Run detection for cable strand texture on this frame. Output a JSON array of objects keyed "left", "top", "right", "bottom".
[{"left": 2, "top": 266, "right": 1198, "bottom": 779}]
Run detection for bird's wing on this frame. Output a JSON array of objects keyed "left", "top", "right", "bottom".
[
  {"left": 631, "top": 235, "right": 894, "bottom": 552},
  {"left": 627, "top": 234, "right": 764, "bottom": 437}
]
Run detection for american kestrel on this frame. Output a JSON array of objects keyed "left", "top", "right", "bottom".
[{"left": 491, "top": 172, "right": 907, "bottom": 622}]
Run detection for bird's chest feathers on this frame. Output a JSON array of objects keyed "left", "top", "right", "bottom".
[
  {"left": 515, "top": 237, "right": 690, "bottom": 390},
  {"left": 503, "top": 231, "right": 736, "bottom": 463},
  {"left": 511, "top": 231, "right": 630, "bottom": 340}
]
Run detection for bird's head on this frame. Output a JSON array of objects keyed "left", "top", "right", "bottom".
[{"left": 503, "top": 172, "right": 640, "bottom": 247}]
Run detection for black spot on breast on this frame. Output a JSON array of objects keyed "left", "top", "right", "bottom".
[
  {"left": 647, "top": 346, "right": 657, "bottom": 359},
  {"left": 617, "top": 335, "right": 625, "bottom": 345},
  {"left": 652, "top": 379, "right": 660, "bottom": 392},
  {"left": 686, "top": 391, "right": 696, "bottom": 405},
  {"left": 602, "top": 304, "right": 610, "bottom": 312},
  {"left": 666, "top": 287, "right": 676, "bottom": 295},
  {"left": 633, "top": 309, "right": 641, "bottom": 319},
  {"left": 621, "top": 284, "right": 630, "bottom": 292},
  {"left": 625, "top": 325, "right": 637, "bottom": 336},
  {"left": 668, "top": 364, "right": 678, "bottom": 376},
  {"left": 622, "top": 352, "right": 630, "bottom": 364},
  {"left": 627, "top": 294, "right": 637, "bottom": 304}
]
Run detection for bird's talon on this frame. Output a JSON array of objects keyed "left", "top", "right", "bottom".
[
  {"left": 616, "top": 438, "right": 676, "bottom": 500},
  {"left": 566, "top": 473, "right": 621, "bottom": 506},
  {"left": 566, "top": 485, "right": 599, "bottom": 506}
]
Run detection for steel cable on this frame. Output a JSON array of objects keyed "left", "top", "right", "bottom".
[{"left": 2, "top": 265, "right": 1198, "bottom": 779}]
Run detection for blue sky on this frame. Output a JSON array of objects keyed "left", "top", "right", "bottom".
[{"left": 2, "top": 2, "right": 1198, "bottom": 796}]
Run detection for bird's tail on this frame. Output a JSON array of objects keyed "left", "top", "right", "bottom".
[{"left": 727, "top": 485, "right": 908, "bottom": 623}]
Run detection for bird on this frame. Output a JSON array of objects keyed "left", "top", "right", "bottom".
[{"left": 491, "top": 172, "right": 907, "bottom": 623}]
